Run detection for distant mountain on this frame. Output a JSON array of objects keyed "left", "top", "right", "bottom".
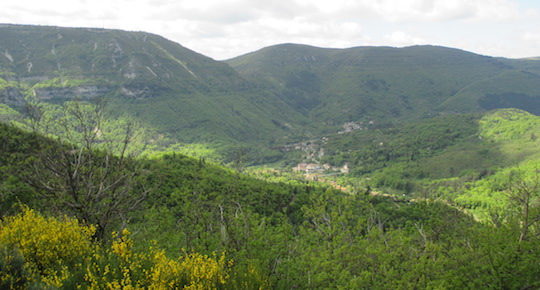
[
  {"left": 499, "top": 57, "right": 540, "bottom": 79},
  {"left": 227, "top": 44, "right": 540, "bottom": 126},
  {"left": 2, "top": 25, "right": 540, "bottom": 160},
  {"left": 0, "top": 24, "right": 306, "bottom": 144}
]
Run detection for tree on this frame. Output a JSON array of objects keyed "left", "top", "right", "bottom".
[
  {"left": 227, "top": 146, "right": 251, "bottom": 172},
  {"left": 22, "top": 98, "right": 148, "bottom": 239},
  {"left": 505, "top": 167, "right": 540, "bottom": 243}
]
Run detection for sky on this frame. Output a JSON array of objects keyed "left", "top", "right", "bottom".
[{"left": 1, "top": 0, "right": 539, "bottom": 60}]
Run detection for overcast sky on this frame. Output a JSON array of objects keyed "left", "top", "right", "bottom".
[{"left": 1, "top": 0, "right": 539, "bottom": 60}]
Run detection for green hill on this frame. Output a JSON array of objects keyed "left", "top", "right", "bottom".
[
  {"left": 1, "top": 24, "right": 540, "bottom": 288},
  {"left": 228, "top": 44, "right": 540, "bottom": 129},
  {"left": 500, "top": 57, "right": 540, "bottom": 75},
  {"left": 2, "top": 25, "right": 540, "bottom": 167},
  {"left": 316, "top": 108, "right": 539, "bottom": 192},
  {"left": 2, "top": 120, "right": 540, "bottom": 288},
  {"left": 0, "top": 24, "right": 307, "bottom": 146}
]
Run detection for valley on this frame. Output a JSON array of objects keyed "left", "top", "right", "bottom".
[{"left": 1, "top": 24, "right": 540, "bottom": 289}]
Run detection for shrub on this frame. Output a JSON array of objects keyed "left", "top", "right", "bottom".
[
  {"left": 0, "top": 207, "right": 96, "bottom": 287},
  {"left": 0, "top": 209, "right": 243, "bottom": 288}
]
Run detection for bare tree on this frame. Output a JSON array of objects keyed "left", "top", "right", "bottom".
[
  {"left": 22, "top": 98, "right": 148, "bottom": 239},
  {"left": 505, "top": 168, "right": 540, "bottom": 243}
]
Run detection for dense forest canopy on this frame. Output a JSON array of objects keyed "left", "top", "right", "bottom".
[
  {"left": 1, "top": 25, "right": 540, "bottom": 289},
  {"left": 1, "top": 102, "right": 540, "bottom": 288}
]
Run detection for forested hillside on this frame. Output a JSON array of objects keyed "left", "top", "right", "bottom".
[
  {"left": 0, "top": 24, "right": 307, "bottom": 147},
  {"left": 1, "top": 24, "right": 540, "bottom": 289},
  {"left": 2, "top": 25, "right": 540, "bottom": 160},
  {"left": 228, "top": 44, "right": 540, "bottom": 127},
  {"left": 1, "top": 113, "right": 540, "bottom": 288},
  {"left": 312, "top": 109, "right": 540, "bottom": 207}
]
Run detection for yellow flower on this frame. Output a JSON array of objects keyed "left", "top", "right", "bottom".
[{"left": 0, "top": 207, "right": 95, "bottom": 287}]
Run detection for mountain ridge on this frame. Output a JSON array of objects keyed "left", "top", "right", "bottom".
[
  {"left": 0, "top": 24, "right": 308, "bottom": 148},
  {"left": 227, "top": 41, "right": 540, "bottom": 126},
  {"left": 1, "top": 24, "right": 540, "bottom": 163}
]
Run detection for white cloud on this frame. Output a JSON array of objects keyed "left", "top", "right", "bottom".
[
  {"left": 385, "top": 31, "right": 427, "bottom": 46},
  {"left": 0, "top": 0, "right": 538, "bottom": 59},
  {"left": 363, "top": 0, "right": 518, "bottom": 22},
  {"left": 523, "top": 32, "right": 540, "bottom": 43}
]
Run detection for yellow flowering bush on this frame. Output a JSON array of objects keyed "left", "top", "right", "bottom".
[
  {"left": 0, "top": 207, "right": 95, "bottom": 287},
  {"left": 84, "top": 229, "right": 231, "bottom": 289},
  {"left": 0, "top": 209, "right": 259, "bottom": 289},
  {"left": 84, "top": 229, "right": 147, "bottom": 289},
  {"left": 148, "top": 249, "right": 230, "bottom": 289},
  {"left": 177, "top": 252, "right": 230, "bottom": 289}
]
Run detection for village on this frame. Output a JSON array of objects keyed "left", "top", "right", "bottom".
[
  {"left": 280, "top": 120, "right": 374, "bottom": 178},
  {"left": 292, "top": 162, "right": 349, "bottom": 175}
]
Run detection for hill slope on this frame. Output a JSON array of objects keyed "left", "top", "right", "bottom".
[
  {"left": 2, "top": 115, "right": 540, "bottom": 289},
  {"left": 2, "top": 25, "right": 540, "bottom": 164},
  {"left": 0, "top": 24, "right": 306, "bottom": 145},
  {"left": 228, "top": 44, "right": 540, "bottom": 129}
]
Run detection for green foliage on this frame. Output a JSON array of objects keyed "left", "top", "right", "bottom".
[
  {"left": 0, "top": 209, "right": 255, "bottom": 289},
  {"left": 145, "top": 142, "right": 223, "bottom": 162},
  {"left": 443, "top": 70, "right": 540, "bottom": 115},
  {"left": 1, "top": 121, "right": 540, "bottom": 288},
  {"left": 0, "top": 244, "right": 27, "bottom": 289},
  {"left": 1, "top": 27, "right": 540, "bottom": 286},
  {"left": 316, "top": 109, "right": 540, "bottom": 199},
  {"left": 229, "top": 43, "right": 540, "bottom": 127},
  {"left": 4, "top": 25, "right": 540, "bottom": 165},
  {"left": 0, "top": 77, "right": 18, "bottom": 90},
  {"left": 0, "top": 24, "right": 309, "bottom": 148},
  {"left": 322, "top": 113, "right": 480, "bottom": 177},
  {"left": 0, "top": 104, "right": 20, "bottom": 122},
  {"left": 455, "top": 159, "right": 540, "bottom": 223},
  {"left": 0, "top": 122, "right": 48, "bottom": 214},
  {"left": 480, "top": 108, "right": 540, "bottom": 141},
  {"left": 441, "top": 110, "right": 540, "bottom": 224}
]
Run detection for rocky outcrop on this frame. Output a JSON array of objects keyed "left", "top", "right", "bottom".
[
  {"left": 33, "top": 85, "right": 113, "bottom": 100},
  {"left": 120, "top": 83, "right": 172, "bottom": 99}
]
